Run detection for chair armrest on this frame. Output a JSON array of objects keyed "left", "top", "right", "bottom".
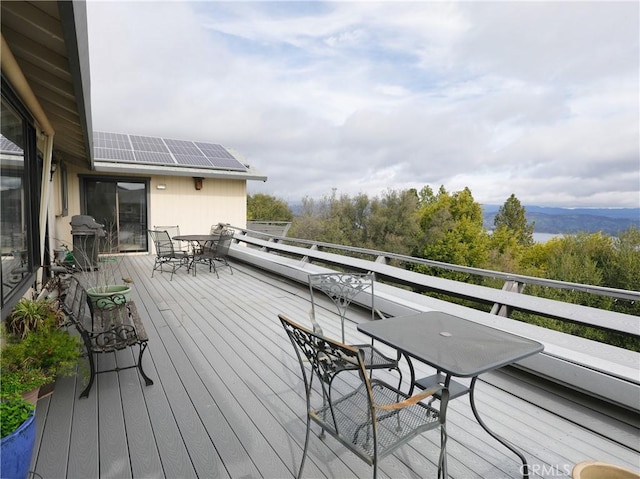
[{"left": 375, "top": 385, "right": 445, "bottom": 411}]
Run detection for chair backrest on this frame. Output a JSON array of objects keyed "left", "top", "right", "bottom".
[
  {"left": 279, "top": 313, "right": 449, "bottom": 478},
  {"left": 210, "top": 222, "right": 228, "bottom": 235},
  {"left": 279, "top": 313, "right": 366, "bottom": 395},
  {"left": 308, "top": 272, "right": 375, "bottom": 343},
  {"left": 278, "top": 314, "right": 382, "bottom": 452},
  {"left": 154, "top": 225, "right": 181, "bottom": 249},
  {"left": 153, "top": 225, "right": 179, "bottom": 238},
  {"left": 148, "top": 229, "right": 175, "bottom": 257},
  {"left": 214, "top": 229, "right": 234, "bottom": 257}
]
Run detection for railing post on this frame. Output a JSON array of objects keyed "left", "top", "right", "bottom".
[{"left": 491, "top": 280, "right": 525, "bottom": 317}]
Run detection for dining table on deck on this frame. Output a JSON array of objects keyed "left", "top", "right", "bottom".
[
  {"left": 173, "top": 234, "right": 221, "bottom": 272},
  {"left": 358, "top": 311, "right": 544, "bottom": 479}
]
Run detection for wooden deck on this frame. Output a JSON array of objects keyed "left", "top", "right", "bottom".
[{"left": 31, "top": 255, "right": 639, "bottom": 478}]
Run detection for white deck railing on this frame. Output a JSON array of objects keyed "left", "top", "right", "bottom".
[{"left": 228, "top": 226, "right": 640, "bottom": 412}]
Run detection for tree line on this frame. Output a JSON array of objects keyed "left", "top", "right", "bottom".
[{"left": 248, "top": 188, "right": 640, "bottom": 349}]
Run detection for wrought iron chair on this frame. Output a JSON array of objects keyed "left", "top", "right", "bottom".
[
  {"left": 210, "top": 222, "right": 229, "bottom": 235},
  {"left": 153, "top": 225, "right": 189, "bottom": 253},
  {"left": 308, "top": 272, "right": 401, "bottom": 383},
  {"left": 279, "top": 314, "right": 449, "bottom": 479},
  {"left": 148, "top": 229, "right": 189, "bottom": 280},
  {"left": 192, "top": 229, "right": 234, "bottom": 278}
]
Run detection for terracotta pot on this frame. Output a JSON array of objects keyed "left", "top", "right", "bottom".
[
  {"left": 21, "top": 388, "right": 40, "bottom": 406},
  {"left": 38, "top": 382, "right": 55, "bottom": 400}
]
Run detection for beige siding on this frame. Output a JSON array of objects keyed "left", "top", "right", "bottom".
[
  {"left": 50, "top": 165, "right": 247, "bottom": 253},
  {"left": 149, "top": 175, "right": 247, "bottom": 235}
]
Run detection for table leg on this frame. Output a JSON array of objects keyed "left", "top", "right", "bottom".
[
  {"left": 404, "top": 351, "right": 416, "bottom": 395},
  {"left": 187, "top": 241, "right": 200, "bottom": 274},
  {"left": 469, "top": 376, "right": 529, "bottom": 479}
]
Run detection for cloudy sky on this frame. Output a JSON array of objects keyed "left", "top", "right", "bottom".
[{"left": 86, "top": 1, "right": 639, "bottom": 208}]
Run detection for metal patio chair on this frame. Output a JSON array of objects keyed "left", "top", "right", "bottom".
[
  {"left": 153, "top": 225, "right": 189, "bottom": 253},
  {"left": 148, "top": 229, "right": 189, "bottom": 280},
  {"left": 210, "top": 222, "right": 229, "bottom": 235},
  {"left": 308, "top": 272, "right": 402, "bottom": 384},
  {"left": 279, "top": 314, "right": 449, "bottom": 479},
  {"left": 192, "top": 229, "right": 234, "bottom": 278}
]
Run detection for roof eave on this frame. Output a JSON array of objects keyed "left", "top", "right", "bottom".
[
  {"left": 58, "top": 0, "right": 93, "bottom": 168},
  {"left": 92, "top": 161, "right": 268, "bottom": 182}
]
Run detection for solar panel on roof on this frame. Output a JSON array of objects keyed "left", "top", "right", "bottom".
[
  {"left": 92, "top": 132, "right": 248, "bottom": 172},
  {"left": 94, "top": 132, "right": 130, "bottom": 149},
  {"left": 134, "top": 151, "right": 175, "bottom": 164},
  {"left": 209, "top": 157, "right": 247, "bottom": 170},
  {"left": 95, "top": 147, "right": 135, "bottom": 162},
  {"left": 130, "top": 135, "right": 169, "bottom": 153},
  {"left": 173, "top": 154, "right": 212, "bottom": 167},
  {"left": 195, "top": 142, "right": 235, "bottom": 159},
  {"left": 195, "top": 142, "right": 247, "bottom": 170},
  {"left": 165, "top": 139, "right": 204, "bottom": 156}
]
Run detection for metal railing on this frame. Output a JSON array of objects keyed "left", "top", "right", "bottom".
[
  {"left": 230, "top": 225, "right": 640, "bottom": 312},
  {"left": 228, "top": 225, "right": 640, "bottom": 411}
]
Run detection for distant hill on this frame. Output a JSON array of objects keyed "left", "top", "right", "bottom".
[{"left": 483, "top": 206, "right": 640, "bottom": 235}]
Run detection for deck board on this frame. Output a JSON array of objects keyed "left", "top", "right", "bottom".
[{"left": 31, "top": 255, "right": 639, "bottom": 479}]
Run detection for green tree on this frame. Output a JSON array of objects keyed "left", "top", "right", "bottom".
[
  {"left": 524, "top": 233, "right": 615, "bottom": 309},
  {"left": 607, "top": 227, "right": 640, "bottom": 291},
  {"left": 486, "top": 225, "right": 523, "bottom": 273},
  {"left": 288, "top": 196, "right": 324, "bottom": 240},
  {"left": 365, "top": 189, "right": 422, "bottom": 256},
  {"left": 416, "top": 186, "right": 488, "bottom": 280},
  {"left": 605, "top": 227, "right": 640, "bottom": 316},
  {"left": 327, "top": 191, "right": 370, "bottom": 246},
  {"left": 493, "top": 194, "right": 534, "bottom": 247},
  {"left": 289, "top": 189, "right": 371, "bottom": 246},
  {"left": 247, "top": 194, "right": 293, "bottom": 221}
]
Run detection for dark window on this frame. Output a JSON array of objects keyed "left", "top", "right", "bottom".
[
  {"left": 1, "top": 77, "right": 41, "bottom": 318},
  {"left": 81, "top": 177, "right": 149, "bottom": 253}
]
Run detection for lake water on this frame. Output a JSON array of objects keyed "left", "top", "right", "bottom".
[{"left": 533, "top": 232, "right": 561, "bottom": 243}]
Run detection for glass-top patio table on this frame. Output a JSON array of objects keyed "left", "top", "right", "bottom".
[{"left": 358, "top": 311, "right": 544, "bottom": 479}]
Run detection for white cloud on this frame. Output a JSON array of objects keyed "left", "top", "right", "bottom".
[{"left": 87, "top": 0, "right": 640, "bottom": 208}]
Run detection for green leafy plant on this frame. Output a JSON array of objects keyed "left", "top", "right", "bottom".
[
  {"left": 1, "top": 368, "right": 53, "bottom": 399},
  {"left": 5, "top": 298, "right": 64, "bottom": 339},
  {"left": 1, "top": 299, "right": 82, "bottom": 400},
  {"left": 0, "top": 396, "right": 34, "bottom": 438},
  {"left": 19, "top": 320, "right": 82, "bottom": 377}
]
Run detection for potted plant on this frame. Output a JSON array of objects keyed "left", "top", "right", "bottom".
[
  {"left": 1, "top": 298, "right": 83, "bottom": 403},
  {"left": 70, "top": 229, "right": 133, "bottom": 309},
  {"left": 0, "top": 396, "right": 36, "bottom": 479},
  {"left": 5, "top": 296, "right": 65, "bottom": 339},
  {"left": 1, "top": 298, "right": 81, "bottom": 479},
  {"left": 85, "top": 255, "right": 132, "bottom": 307}
]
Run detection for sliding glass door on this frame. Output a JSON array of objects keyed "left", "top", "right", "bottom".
[{"left": 83, "top": 178, "right": 148, "bottom": 252}]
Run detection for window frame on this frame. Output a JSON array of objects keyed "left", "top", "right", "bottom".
[{"left": 1, "top": 76, "right": 42, "bottom": 319}]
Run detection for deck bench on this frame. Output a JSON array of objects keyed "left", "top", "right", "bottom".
[{"left": 61, "top": 276, "right": 154, "bottom": 398}]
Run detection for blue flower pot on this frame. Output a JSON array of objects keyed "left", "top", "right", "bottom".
[{"left": 0, "top": 412, "right": 36, "bottom": 479}]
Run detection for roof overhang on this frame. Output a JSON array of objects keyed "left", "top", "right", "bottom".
[
  {"left": 1, "top": 1, "right": 93, "bottom": 167},
  {"left": 92, "top": 161, "right": 268, "bottom": 182}
]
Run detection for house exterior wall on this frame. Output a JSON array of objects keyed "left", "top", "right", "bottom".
[
  {"left": 50, "top": 164, "right": 247, "bottom": 252},
  {"left": 149, "top": 175, "right": 246, "bottom": 235}
]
